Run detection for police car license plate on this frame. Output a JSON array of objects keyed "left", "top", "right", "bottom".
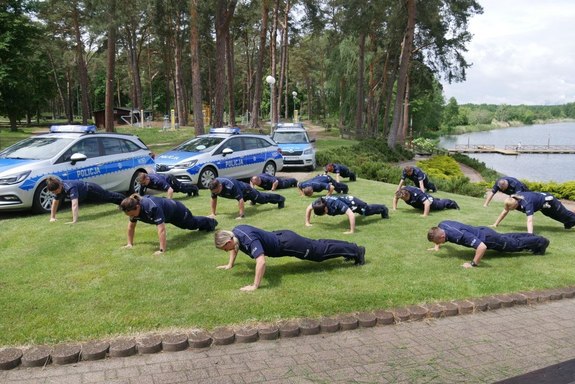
[{"left": 283, "top": 156, "right": 298, "bottom": 161}]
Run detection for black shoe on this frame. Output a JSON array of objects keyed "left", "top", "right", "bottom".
[
  {"left": 350, "top": 175, "right": 356, "bottom": 181},
  {"left": 355, "top": 246, "right": 366, "bottom": 265},
  {"left": 193, "top": 190, "right": 199, "bottom": 197},
  {"left": 451, "top": 202, "right": 460, "bottom": 210},
  {"left": 278, "top": 199, "right": 285, "bottom": 209},
  {"left": 381, "top": 207, "right": 389, "bottom": 219},
  {"left": 250, "top": 200, "right": 257, "bottom": 206},
  {"left": 533, "top": 238, "right": 550, "bottom": 255}
]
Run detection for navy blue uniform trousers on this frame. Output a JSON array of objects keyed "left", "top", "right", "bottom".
[
  {"left": 85, "top": 184, "right": 124, "bottom": 205},
  {"left": 244, "top": 188, "right": 284, "bottom": 205},
  {"left": 167, "top": 175, "right": 199, "bottom": 195},
  {"left": 430, "top": 198, "right": 458, "bottom": 210},
  {"left": 541, "top": 199, "right": 575, "bottom": 229},
  {"left": 349, "top": 197, "right": 388, "bottom": 216},
  {"left": 170, "top": 210, "right": 217, "bottom": 231},
  {"left": 272, "top": 230, "right": 360, "bottom": 262},
  {"left": 483, "top": 231, "right": 548, "bottom": 252}
]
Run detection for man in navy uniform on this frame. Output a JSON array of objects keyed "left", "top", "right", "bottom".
[
  {"left": 492, "top": 191, "right": 575, "bottom": 233},
  {"left": 393, "top": 186, "right": 459, "bottom": 217},
  {"left": 305, "top": 195, "right": 388, "bottom": 234},
  {"left": 324, "top": 163, "right": 356, "bottom": 182},
  {"left": 250, "top": 174, "right": 298, "bottom": 191},
  {"left": 427, "top": 220, "right": 550, "bottom": 268},
  {"left": 47, "top": 176, "right": 125, "bottom": 223},
  {"left": 120, "top": 194, "right": 217, "bottom": 255},
  {"left": 297, "top": 174, "right": 349, "bottom": 197},
  {"left": 209, "top": 177, "right": 285, "bottom": 220},
  {"left": 483, "top": 176, "right": 529, "bottom": 207},
  {"left": 397, "top": 165, "right": 437, "bottom": 193},
  {"left": 214, "top": 225, "right": 366, "bottom": 291},
  {"left": 136, "top": 172, "right": 199, "bottom": 198}
]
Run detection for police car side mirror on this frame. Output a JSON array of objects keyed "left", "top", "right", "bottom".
[
  {"left": 222, "top": 148, "right": 233, "bottom": 157},
  {"left": 70, "top": 153, "right": 87, "bottom": 165}
]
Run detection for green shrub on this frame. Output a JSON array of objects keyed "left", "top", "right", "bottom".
[{"left": 417, "top": 155, "right": 463, "bottom": 180}]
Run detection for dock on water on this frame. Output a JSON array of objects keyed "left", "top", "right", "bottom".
[{"left": 448, "top": 144, "right": 575, "bottom": 155}]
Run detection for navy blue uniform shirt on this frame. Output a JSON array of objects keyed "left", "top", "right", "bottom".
[
  {"left": 54, "top": 180, "right": 89, "bottom": 201},
  {"left": 211, "top": 177, "right": 249, "bottom": 200},
  {"left": 299, "top": 175, "right": 335, "bottom": 192},
  {"left": 323, "top": 195, "right": 354, "bottom": 215},
  {"left": 492, "top": 177, "right": 529, "bottom": 195},
  {"left": 146, "top": 174, "right": 172, "bottom": 192},
  {"left": 232, "top": 225, "right": 282, "bottom": 259},
  {"left": 257, "top": 174, "right": 277, "bottom": 190},
  {"left": 402, "top": 166, "right": 427, "bottom": 184},
  {"left": 403, "top": 186, "right": 431, "bottom": 207},
  {"left": 130, "top": 195, "right": 181, "bottom": 225},
  {"left": 438, "top": 220, "right": 490, "bottom": 249},
  {"left": 513, "top": 192, "right": 553, "bottom": 216}
]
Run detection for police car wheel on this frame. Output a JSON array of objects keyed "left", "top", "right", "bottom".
[
  {"left": 32, "top": 181, "right": 52, "bottom": 214},
  {"left": 263, "top": 161, "right": 277, "bottom": 176},
  {"left": 129, "top": 171, "right": 144, "bottom": 195},
  {"left": 199, "top": 166, "right": 217, "bottom": 189}
]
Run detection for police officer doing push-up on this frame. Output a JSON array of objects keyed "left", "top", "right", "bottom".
[
  {"left": 324, "top": 163, "right": 356, "bottom": 182},
  {"left": 305, "top": 195, "right": 389, "bottom": 234},
  {"left": 427, "top": 220, "right": 550, "bottom": 268},
  {"left": 250, "top": 174, "right": 298, "bottom": 191},
  {"left": 214, "top": 225, "right": 366, "bottom": 291},
  {"left": 483, "top": 176, "right": 529, "bottom": 207},
  {"left": 397, "top": 165, "right": 437, "bottom": 193},
  {"left": 393, "top": 186, "right": 459, "bottom": 217},
  {"left": 492, "top": 191, "right": 575, "bottom": 233},
  {"left": 209, "top": 177, "right": 285, "bottom": 220},
  {"left": 297, "top": 175, "right": 349, "bottom": 197},
  {"left": 136, "top": 172, "right": 199, "bottom": 198},
  {"left": 119, "top": 194, "right": 217, "bottom": 255},
  {"left": 47, "top": 176, "right": 125, "bottom": 224}
]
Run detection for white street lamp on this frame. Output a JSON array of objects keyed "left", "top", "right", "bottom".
[
  {"left": 266, "top": 75, "right": 276, "bottom": 133},
  {"left": 292, "top": 91, "right": 298, "bottom": 122}
]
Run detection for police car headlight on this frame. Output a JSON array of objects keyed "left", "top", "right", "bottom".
[
  {"left": 303, "top": 148, "right": 314, "bottom": 155},
  {"left": 0, "top": 170, "right": 31, "bottom": 185},
  {"left": 174, "top": 159, "right": 198, "bottom": 169}
]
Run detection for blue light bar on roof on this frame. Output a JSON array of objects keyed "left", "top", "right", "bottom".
[
  {"left": 209, "top": 127, "right": 240, "bottom": 134},
  {"left": 50, "top": 125, "right": 96, "bottom": 133}
]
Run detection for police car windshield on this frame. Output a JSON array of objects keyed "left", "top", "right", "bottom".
[
  {"left": 0, "top": 137, "right": 74, "bottom": 160},
  {"left": 271, "top": 131, "right": 308, "bottom": 144},
  {"left": 174, "top": 136, "right": 225, "bottom": 152}
]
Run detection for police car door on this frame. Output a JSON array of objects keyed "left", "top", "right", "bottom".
[
  {"left": 59, "top": 137, "right": 108, "bottom": 186},
  {"left": 214, "top": 136, "right": 251, "bottom": 179}
]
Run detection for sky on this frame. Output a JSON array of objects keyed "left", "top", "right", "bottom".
[{"left": 441, "top": 0, "right": 575, "bottom": 106}]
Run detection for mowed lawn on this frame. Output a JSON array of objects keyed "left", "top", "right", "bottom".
[{"left": 1, "top": 176, "right": 574, "bottom": 347}]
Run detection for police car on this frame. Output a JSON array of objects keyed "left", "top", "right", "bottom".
[
  {"left": 0, "top": 125, "right": 156, "bottom": 213},
  {"left": 155, "top": 127, "right": 283, "bottom": 189},
  {"left": 271, "top": 123, "right": 316, "bottom": 171}
]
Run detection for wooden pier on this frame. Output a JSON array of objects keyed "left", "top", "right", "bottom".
[{"left": 448, "top": 144, "right": 575, "bottom": 155}]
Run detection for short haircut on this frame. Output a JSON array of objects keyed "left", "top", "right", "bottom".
[
  {"left": 312, "top": 198, "right": 327, "bottom": 216},
  {"left": 427, "top": 227, "right": 442, "bottom": 243},
  {"left": 208, "top": 179, "right": 221, "bottom": 191},
  {"left": 46, "top": 176, "right": 62, "bottom": 191},
  {"left": 302, "top": 186, "right": 314, "bottom": 197}
]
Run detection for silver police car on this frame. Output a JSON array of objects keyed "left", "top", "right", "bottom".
[
  {"left": 0, "top": 125, "right": 156, "bottom": 213},
  {"left": 155, "top": 127, "right": 283, "bottom": 188}
]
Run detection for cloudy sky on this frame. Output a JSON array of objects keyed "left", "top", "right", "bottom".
[{"left": 441, "top": 0, "right": 575, "bottom": 105}]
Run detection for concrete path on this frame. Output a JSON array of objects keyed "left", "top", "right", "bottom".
[{"left": 3, "top": 298, "right": 575, "bottom": 384}]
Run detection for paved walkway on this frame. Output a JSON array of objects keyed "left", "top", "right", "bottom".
[{"left": 3, "top": 298, "right": 575, "bottom": 384}]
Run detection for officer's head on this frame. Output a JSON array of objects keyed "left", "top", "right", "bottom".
[
  {"left": 395, "top": 188, "right": 410, "bottom": 201},
  {"left": 250, "top": 175, "right": 261, "bottom": 186},
  {"left": 136, "top": 172, "right": 150, "bottom": 186},
  {"left": 404, "top": 166, "right": 414, "bottom": 176},
  {"left": 497, "top": 179, "right": 509, "bottom": 191},
  {"left": 209, "top": 179, "right": 222, "bottom": 194},
  {"left": 427, "top": 227, "right": 446, "bottom": 245},
  {"left": 312, "top": 198, "right": 327, "bottom": 216},
  {"left": 46, "top": 176, "right": 63, "bottom": 193},
  {"left": 325, "top": 163, "right": 334, "bottom": 173},
  {"left": 504, "top": 197, "right": 520, "bottom": 211},
  {"left": 120, "top": 194, "right": 142, "bottom": 217},
  {"left": 302, "top": 186, "right": 314, "bottom": 197},
  {"left": 214, "top": 229, "right": 239, "bottom": 252}
]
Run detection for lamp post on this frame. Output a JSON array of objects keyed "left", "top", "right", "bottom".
[
  {"left": 292, "top": 91, "right": 298, "bottom": 122},
  {"left": 266, "top": 75, "right": 276, "bottom": 133}
]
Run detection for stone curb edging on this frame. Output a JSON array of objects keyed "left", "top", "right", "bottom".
[{"left": 1, "top": 286, "right": 574, "bottom": 371}]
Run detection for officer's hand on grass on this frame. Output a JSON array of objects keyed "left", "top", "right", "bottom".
[
  {"left": 305, "top": 223, "right": 312, "bottom": 227},
  {"left": 427, "top": 247, "right": 438, "bottom": 251},
  {"left": 240, "top": 284, "right": 257, "bottom": 292},
  {"left": 122, "top": 244, "right": 133, "bottom": 249},
  {"left": 344, "top": 230, "right": 353, "bottom": 234},
  {"left": 153, "top": 250, "right": 164, "bottom": 256},
  {"left": 217, "top": 265, "right": 231, "bottom": 270},
  {"left": 49, "top": 218, "right": 57, "bottom": 222},
  {"left": 208, "top": 214, "right": 217, "bottom": 219}
]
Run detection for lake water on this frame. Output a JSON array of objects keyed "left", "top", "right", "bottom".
[{"left": 439, "top": 122, "right": 575, "bottom": 183}]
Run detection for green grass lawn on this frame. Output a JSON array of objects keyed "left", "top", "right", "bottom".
[{"left": 1, "top": 177, "right": 574, "bottom": 347}]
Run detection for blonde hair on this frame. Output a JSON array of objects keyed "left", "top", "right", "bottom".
[
  {"left": 214, "top": 230, "right": 239, "bottom": 252},
  {"left": 395, "top": 188, "right": 410, "bottom": 201},
  {"left": 504, "top": 197, "right": 519, "bottom": 210}
]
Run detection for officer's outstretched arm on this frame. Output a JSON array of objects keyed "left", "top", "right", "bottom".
[
  {"left": 217, "top": 249, "right": 238, "bottom": 270},
  {"left": 344, "top": 209, "right": 356, "bottom": 234},
  {"left": 483, "top": 191, "right": 495, "bottom": 207},
  {"left": 124, "top": 221, "right": 137, "bottom": 248},
  {"left": 392, "top": 196, "right": 399, "bottom": 210},
  {"left": 396, "top": 179, "right": 405, "bottom": 191},
  {"left": 422, "top": 200, "right": 431, "bottom": 217},
  {"left": 210, "top": 196, "right": 218, "bottom": 217},
  {"left": 50, "top": 198, "right": 60, "bottom": 222},
  {"left": 166, "top": 187, "right": 174, "bottom": 199},
  {"left": 419, "top": 180, "right": 425, "bottom": 193},
  {"left": 463, "top": 242, "right": 487, "bottom": 268},
  {"left": 237, "top": 198, "right": 245, "bottom": 219},
  {"left": 155, "top": 223, "right": 167, "bottom": 255},
  {"left": 526, "top": 215, "right": 534, "bottom": 234},
  {"left": 305, "top": 205, "right": 313, "bottom": 226},
  {"left": 241, "top": 254, "right": 266, "bottom": 291},
  {"left": 492, "top": 208, "right": 509, "bottom": 227}
]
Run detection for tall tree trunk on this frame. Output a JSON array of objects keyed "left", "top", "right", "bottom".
[
  {"left": 388, "top": 0, "right": 415, "bottom": 148},
  {"left": 214, "top": 0, "right": 237, "bottom": 128},
  {"left": 269, "top": 0, "right": 280, "bottom": 125},
  {"left": 72, "top": 1, "right": 91, "bottom": 124},
  {"left": 226, "top": 32, "right": 236, "bottom": 125},
  {"left": 400, "top": 74, "right": 410, "bottom": 145},
  {"left": 173, "top": 23, "right": 187, "bottom": 127},
  {"left": 354, "top": 32, "right": 366, "bottom": 139},
  {"left": 249, "top": 1, "right": 269, "bottom": 129},
  {"left": 280, "top": 0, "right": 290, "bottom": 120},
  {"left": 190, "top": 0, "right": 204, "bottom": 135},
  {"left": 124, "top": 27, "right": 143, "bottom": 111},
  {"left": 105, "top": 0, "right": 117, "bottom": 132}
]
